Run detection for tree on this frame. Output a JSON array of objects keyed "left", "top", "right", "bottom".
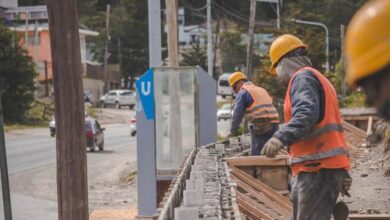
[
  {"left": 0, "top": 22, "right": 36, "bottom": 123},
  {"left": 180, "top": 43, "right": 207, "bottom": 71},
  {"left": 219, "top": 29, "right": 246, "bottom": 73},
  {"left": 78, "top": 0, "right": 149, "bottom": 89}
]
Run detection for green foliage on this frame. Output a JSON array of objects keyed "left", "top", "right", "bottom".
[
  {"left": 78, "top": 0, "right": 149, "bottom": 89},
  {"left": 280, "top": 0, "right": 366, "bottom": 73},
  {"left": 0, "top": 22, "right": 36, "bottom": 123},
  {"left": 219, "top": 29, "right": 247, "bottom": 73},
  {"left": 343, "top": 90, "right": 366, "bottom": 108},
  {"left": 180, "top": 43, "right": 208, "bottom": 71}
]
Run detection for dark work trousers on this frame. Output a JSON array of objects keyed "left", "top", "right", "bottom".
[
  {"left": 250, "top": 123, "right": 278, "bottom": 156},
  {"left": 290, "top": 168, "right": 349, "bottom": 220}
]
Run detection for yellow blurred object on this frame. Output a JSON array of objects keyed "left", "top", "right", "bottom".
[
  {"left": 345, "top": 0, "right": 390, "bottom": 86},
  {"left": 268, "top": 34, "right": 307, "bottom": 75},
  {"left": 228, "top": 72, "right": 247, "bottom": 87}
]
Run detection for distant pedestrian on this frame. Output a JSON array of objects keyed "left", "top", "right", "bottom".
[{"left": 228, "top": 72, "right": 279, "bottom": 155}]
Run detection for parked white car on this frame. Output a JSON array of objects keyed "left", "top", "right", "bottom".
[
  {"left": 217, "top": 103, "right": 234, "bottom": 121},
  {"left": 100, "top": 90, "right": 136, "bottom": 109},
  {"left": 217, "top": 73, "right": 234, "bottom": 99}
]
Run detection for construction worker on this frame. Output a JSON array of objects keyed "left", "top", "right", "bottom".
[
  {"left": 262, "top": 34, "right": 351, "bottom": 220},
  {"left": 345, "top": 0, "right": 390, "bottom": 121},
  {"left": 228, "top": 72, "right": 279, "bottom": 155}
]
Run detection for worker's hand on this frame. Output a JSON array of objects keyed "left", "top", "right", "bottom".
[
  {"left": 261, "top": 137, "right": 284, "bottom": 158},
  {"left": 341, "top": 176, "right": 352, "bottom": 197}
]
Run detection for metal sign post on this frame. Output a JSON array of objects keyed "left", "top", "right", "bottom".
[
  {"left": 0, "top": 95, "right": 13, "bottom": 220},
  {"left": 136, "top": 69, "right": 157, "bottom": 217}
]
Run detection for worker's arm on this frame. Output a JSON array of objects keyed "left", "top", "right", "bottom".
[
  {"left": 273, "top": 71, "right": 324, "bottom": 146},
  {"left": 230, "top": 89, "right": 253, "bottom": 134}
]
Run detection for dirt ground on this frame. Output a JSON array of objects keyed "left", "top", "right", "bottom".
[{"left": 345, "top": 142, "right": 390, "bottom": 214}]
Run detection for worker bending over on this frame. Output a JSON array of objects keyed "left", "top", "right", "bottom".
[
  {"left": 228, "top": 72, "right": 279, "bottom": 155},
  {"left": 262, "top": 34, "right": 351, "bottom": 220},
  {"left": 345, "top": 0, "right": 390, "bottom": 121}
]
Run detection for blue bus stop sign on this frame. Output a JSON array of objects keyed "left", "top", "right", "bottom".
[{"left": 135, "top": 68, "right": 155, "bottom": 120}]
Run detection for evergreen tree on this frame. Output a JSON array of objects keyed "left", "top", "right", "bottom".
[
  {"left": 180, "top": 43, "right": 207, "bottom": 71},
  {"left": 0, "top": 23, "right": 36, "bottom": 123}
]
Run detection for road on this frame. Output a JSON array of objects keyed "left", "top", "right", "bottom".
[
  {"left": 1, "top": 122, "right": 136, "bottom": 220},
  {"left": 0, "top": 106, "right": 231, "bottom": 220}
]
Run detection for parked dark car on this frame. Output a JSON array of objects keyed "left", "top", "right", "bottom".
[
  {"left": 49, "top": 115, "right": 105, "bottom": 152},
  {"left": 85, "top": 117, "right": 105, "bottom": 152}
]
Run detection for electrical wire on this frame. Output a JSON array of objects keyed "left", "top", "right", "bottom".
[
  {"left": 180, "top": 0, "right": 208, "bottom": 12},
  {"left": 212, "top": 1, "right": 250, "bottom": 23}
]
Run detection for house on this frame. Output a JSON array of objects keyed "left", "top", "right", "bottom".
[
  {"left": 0, "top": 0, "right": 17, "bottom": 19},
  {"left": 5, "top": 5, "right": 116, "bottom": 100}
]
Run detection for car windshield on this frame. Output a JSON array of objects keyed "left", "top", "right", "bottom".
[
  {"left": 120, "top": 91, "right": 133, "bottom": 96},
  {"left": 219, "top": 80, "right": 229, "bottom": 86}
]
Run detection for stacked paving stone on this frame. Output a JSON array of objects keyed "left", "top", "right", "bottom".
[
  {"left": 157, "top": 135, "right": 250, "bottom": 220},
  {"left": 174, "top": 136, "right": 250, "bottom": 220}
]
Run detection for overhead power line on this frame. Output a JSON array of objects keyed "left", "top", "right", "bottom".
[
  {"left": 212, "top": 1, "right": 250, "bottom": 23},
  {"left": 180, "top": 0, "right": 208, "bottom": 12}
]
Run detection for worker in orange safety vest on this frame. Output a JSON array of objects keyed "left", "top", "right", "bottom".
[
  {"left": 228, "top": 72, "right": 279, "bottom": 155},
  {"left": 262, "top": 34, "right": 351, "bottom": 220}
]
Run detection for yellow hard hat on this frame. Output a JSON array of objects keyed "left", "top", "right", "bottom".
[
  {"left": 228, "top": 72, "right": 247, "bottom": 87},
  {"left": 345, "top": 0, "right": 390, "bottom": 86},
  {"left": 268, "top": 34, "right": 307, "bottom": 75}
]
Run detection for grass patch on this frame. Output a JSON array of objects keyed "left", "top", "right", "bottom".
[
  {"left": 86, "top": 106, "right": 98, "bottom": 118},
  {"left": 4, "top": 99, "right": 53, "bottom": 132},
  {"left": 120, "top": 170, "right": 137, "bottom": 184}
]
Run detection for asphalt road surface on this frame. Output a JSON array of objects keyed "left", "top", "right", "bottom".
[{"left": 0, "top": 123, "right": 136, "bottom": 220}]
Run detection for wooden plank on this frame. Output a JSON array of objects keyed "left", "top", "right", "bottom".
[
  {"left": 237, "top": 191, "right": 283, "bottom": 220},
  {"left": 238, "top": 204, "right": 258, "bottom": 220},
  {"left": 230, "top": 165, "right": 292, "bottom": 210},
  {"left": 226, "top": 155, "right": 289, "bottom": 167},
  {"left": 260, "top": 166, "right": 289, "bottom": 191},
  {"left": 342, "top": 121, "right": 367, "bottom": 138},
  {"left": 367, "top": 116, "right": 373, "bottom": 134},
  {"left": 348, "top": 214, "right": 390, "bottom": 219},
  {"left": 236, "top": 191, "right": 273, "bottom": 220},
  {"left": 232, "top": 175, "right": 290, "bottom": 217}
]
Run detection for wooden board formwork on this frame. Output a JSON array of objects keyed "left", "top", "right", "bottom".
[{"left": 228, "top": 158, "right": 293, "bottom": 219}]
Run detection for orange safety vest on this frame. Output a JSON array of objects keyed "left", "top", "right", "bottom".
[
  {"left": 285, "top": 67, "right": 350, "bottom": 176},
  {"left": 241, "top": 82, "right": 279, "bottom": 123}
]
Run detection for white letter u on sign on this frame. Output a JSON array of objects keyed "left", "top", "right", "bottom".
[{"left": 141, "top": 81, "right": 151, "bottom": 96}]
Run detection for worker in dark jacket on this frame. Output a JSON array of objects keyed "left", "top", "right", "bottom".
[
  {"left": 228, "top": 72, "right": 279, "bottom": 155},
  {"left": 345, "top": 0, "right": 390, "bottom": 121},
  {"left": 262, "top": 34, "right": 351, "bottom": 220}
]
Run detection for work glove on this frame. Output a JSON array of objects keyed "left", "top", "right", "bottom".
[
  {"left": 261, "top": 137, "right": 284, "bottom": 158},
  {"left": 341, "top": 175, "right": 352, "bottom": 197}
]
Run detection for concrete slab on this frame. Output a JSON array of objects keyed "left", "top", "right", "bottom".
[{"left": 174, "top": 207, "right": 200, "bottom": 220}]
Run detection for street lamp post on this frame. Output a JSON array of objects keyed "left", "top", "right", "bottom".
[{"left": 291, "top": 19, "right": 330, "bottom": 73}]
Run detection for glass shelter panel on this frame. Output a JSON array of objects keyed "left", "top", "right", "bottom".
[{"left": 154, "top": 68, "right": 198, "bottom": 171}]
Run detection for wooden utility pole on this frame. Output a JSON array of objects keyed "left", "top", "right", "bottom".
[
  {"left": 340, "top": 24, "right": 346, "bottom": 102},
  {"left": 165, "top": 0, "right": 182, "bottom": 168},
  {"left": 166, "top": 0, "right": 179, "bottom": 66},
  {"left": 46, "top": 1, "right": 89, "bottom": 219},
  {"left": 104, "top": 4, "right": 111, "bottom": 93},
  {"left": 246, "top": 0, "right": 256, "bottom": 78},
  {"left": 44, "top": 60, "right": 49, "bottom": 97}
]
